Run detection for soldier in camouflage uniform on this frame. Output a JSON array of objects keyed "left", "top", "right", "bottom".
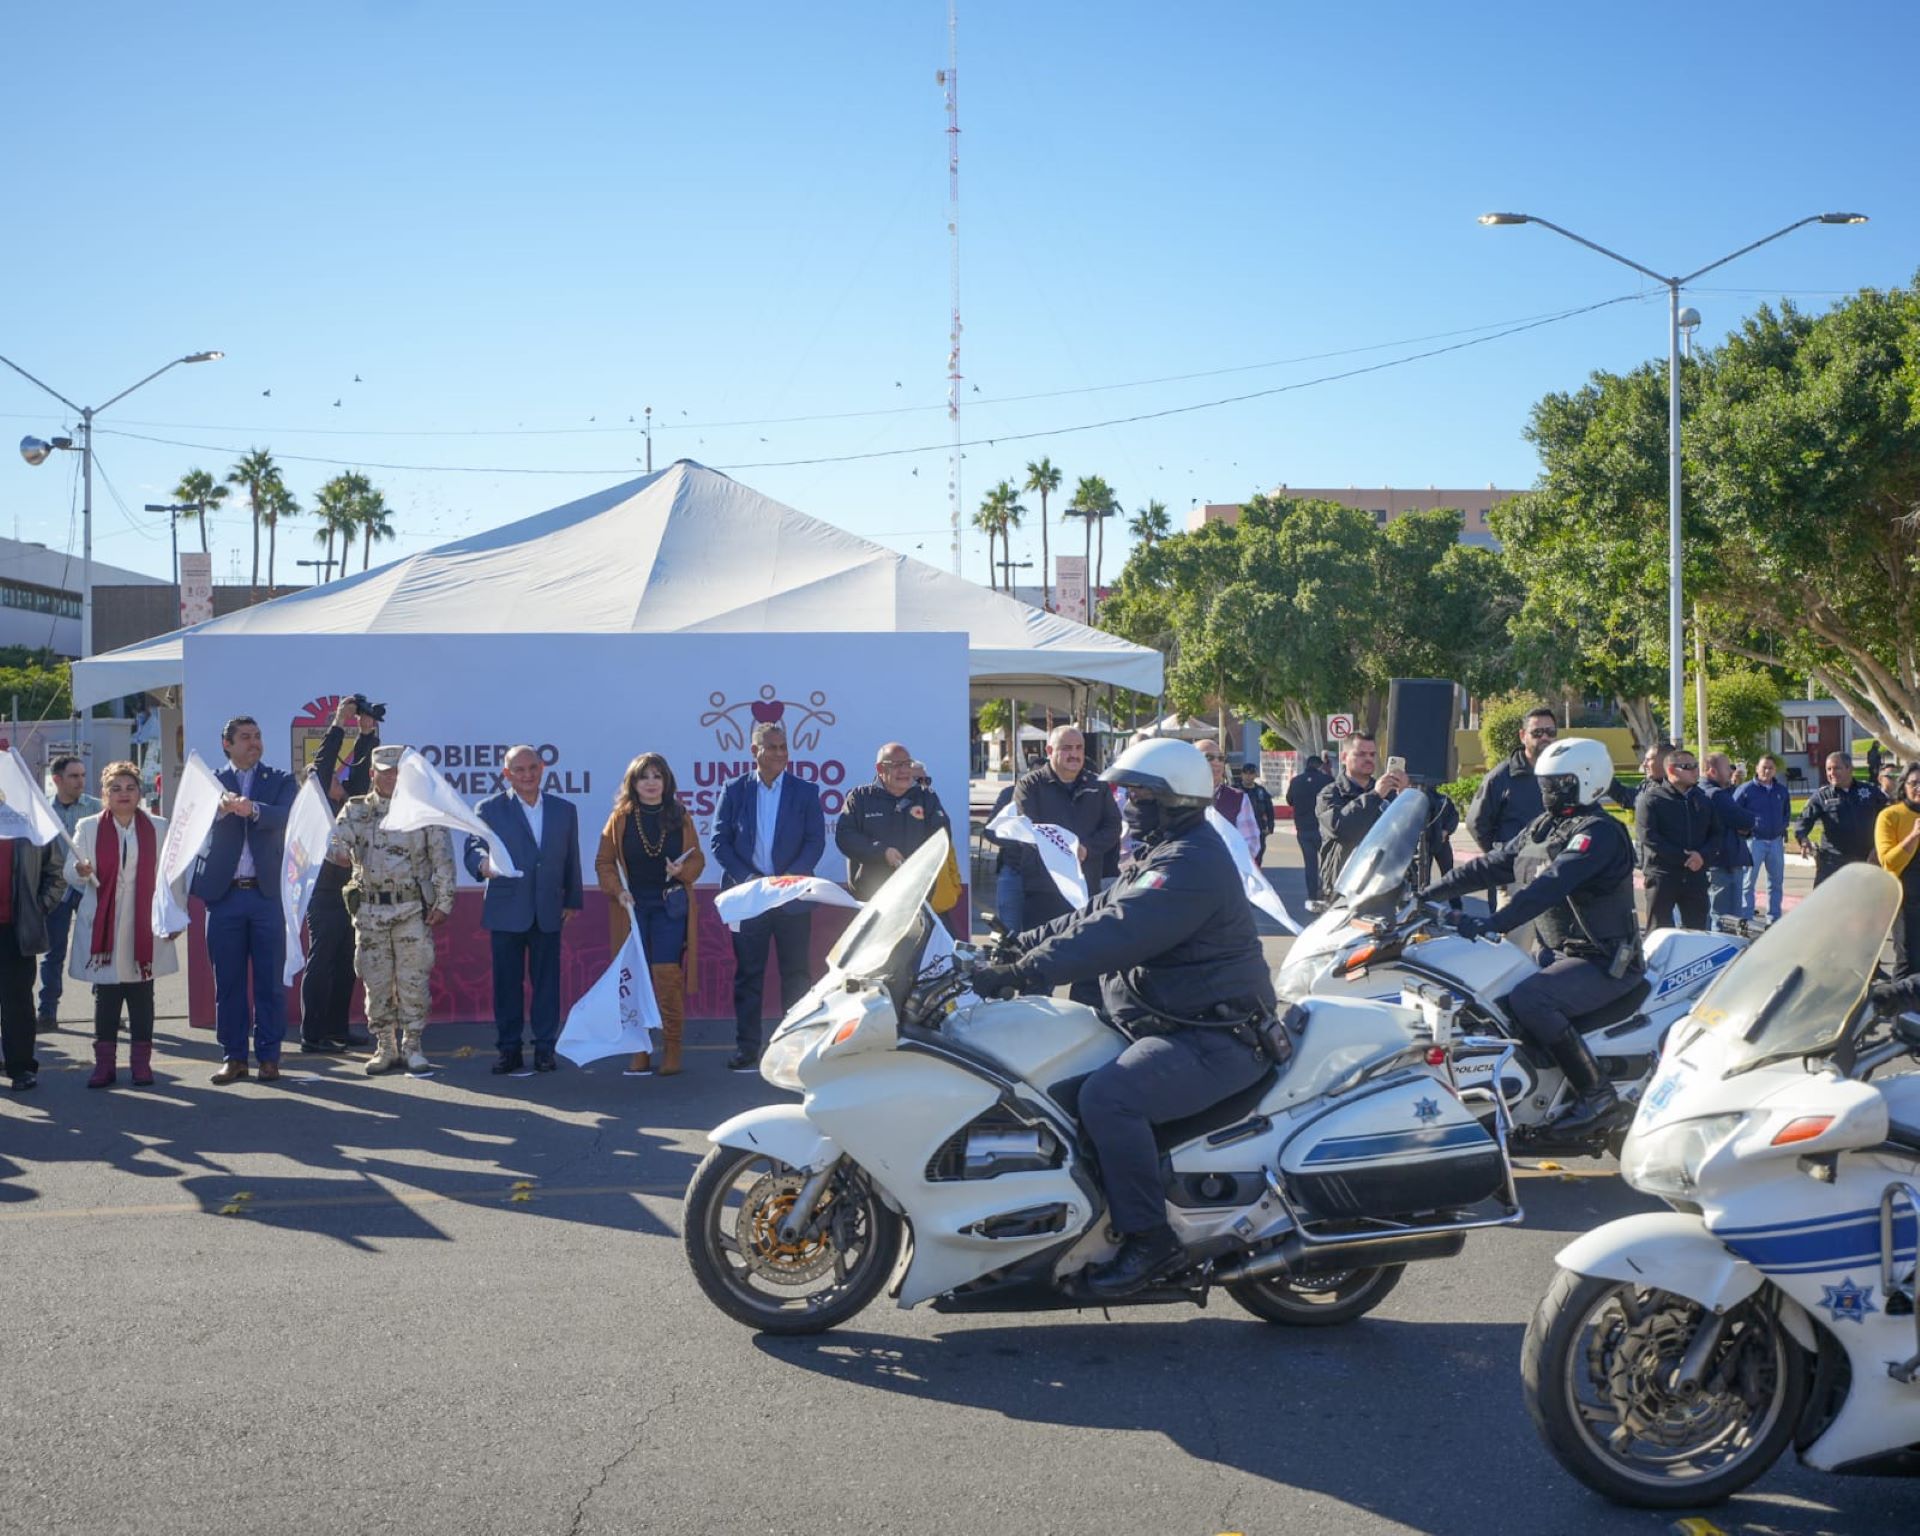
[{"left": 326, "top": 744, "right": 455, "bottom": 1074}]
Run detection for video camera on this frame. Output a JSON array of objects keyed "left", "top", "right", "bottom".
[{"left": 349, "top": 693, "right": 388, "bottom": 723}]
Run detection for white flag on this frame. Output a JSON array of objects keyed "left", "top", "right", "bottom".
[
  {"left": 714, "top": 874, "right": 863, "bottom": 931},
  {"left": 985, "top": 804, "right": 1088, "bottom": 907},
  {"left": 1207, "top": 806, "right": 1299, "bottom": 934},
  {"left": 382, "top": 749, "right": 521, "bottom": 879},
  {"left": 280, "top": 776, "right": 338, "bottom": 985},
  {"left": 0, "top": 748, "right": 71, "bottom": 848},
  {"left": 152, "top": 751, "right": 225, "bottom": 933},
  {"left": 557, "top": 924, "right": 663, "bottom": 1066}
]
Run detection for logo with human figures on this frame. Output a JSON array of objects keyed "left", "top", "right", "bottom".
[{"left": 699, "top": 685, "right": 837, "bottom": 751}]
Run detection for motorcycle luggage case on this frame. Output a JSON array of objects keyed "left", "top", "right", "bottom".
[{"left": 1279, "top": 1076, "right": 1505, "bottom": 1223}]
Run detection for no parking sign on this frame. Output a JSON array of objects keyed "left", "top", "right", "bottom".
[{"left": 1326, "top": 713, "right": 1355, "bottom": 741}]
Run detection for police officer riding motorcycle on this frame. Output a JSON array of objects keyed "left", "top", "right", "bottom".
[
  {"left": 971, "top": 737, "right": 1281, "bottom": 1300},
  {"left": 1424, "top": 737, "right": 1638, "bottom": 1138}
]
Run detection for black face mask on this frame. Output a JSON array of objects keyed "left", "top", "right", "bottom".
[
  {"left": 1540, "top": 774, "right": 1582, "bottom": 815},
  {"left": 1125, "top": 796, "right": 1163, "bottom": 841}
]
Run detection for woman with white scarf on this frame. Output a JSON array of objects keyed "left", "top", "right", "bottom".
[{"left": 66, "top": 760, "right": 187, "bottom": 1088}]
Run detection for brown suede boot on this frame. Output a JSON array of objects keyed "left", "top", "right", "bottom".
[{"left": 651, "top": 964, "right": 685, "bottom": 1076}]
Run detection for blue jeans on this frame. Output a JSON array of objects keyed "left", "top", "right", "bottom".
[
  {"left": 1707, "top": 868, "right": 1746, "bottom": 922},
  {"left": 37, "top": 889, "right": 80, "bottom": 1018},
  {"left": 629, "top": 889, "right": 687, "bottom": 966},
  {"left": 207, "top": 885, "right": 288, "bottom": 1063},
  {"left": 1740, "top": 838, "right": 1786, "bottom": 921},
  {"left": 994, "top": 867, "right": 1025, "bottom": 937}
]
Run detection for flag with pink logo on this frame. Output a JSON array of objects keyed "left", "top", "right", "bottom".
[
  {"left": 557, "top": 924, "right": 663, "bottom": 1065},
  {"left": 714, "top": 874, "right": 864, "bottom": 931},
  {"left": 985, "top": 803, "right": 1088, "bottom": 907}
]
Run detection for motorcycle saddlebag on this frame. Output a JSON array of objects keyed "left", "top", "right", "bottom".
[{"left": 1278, "top": 1076, "right": 1505, "bottom": 1224}]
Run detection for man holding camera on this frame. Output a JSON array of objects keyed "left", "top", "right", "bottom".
[
  {"left": 192, "top": 716, "right": 300, "bottom": 1083},
  {"left": 299, "top": 694, "right": 379, "bottom": 1053}
]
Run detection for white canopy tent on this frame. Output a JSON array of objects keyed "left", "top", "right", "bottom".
[{"left": 71, "top": 461, "right": 1162, "bottom": 709}]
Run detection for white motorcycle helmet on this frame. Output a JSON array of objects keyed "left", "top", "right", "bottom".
[
  {"left": 1533, "top": 735, "right": 1613, "bottom": 813},
  {"left": 1100, "top": 736, "right": 1214, "bottom": 807}
]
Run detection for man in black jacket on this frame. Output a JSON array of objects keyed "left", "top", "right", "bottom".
[
  {"left": 300, "top": 695, "right": 378, "bottom": 1052},
  {"left": 1316, "top": 735, "right": 1408, "bottom": 893},
  {"left": 0, "top": 836, "right": 68, "bottom": 1092},
  {"left": 972, "top": 738, "right": 1274, "bottom": 1299},
  {"left": 1011, "top": 725, "right": 1122, "bottom": 927},
  {"left": 1284, "top": 753, "right": 1332, "bottom": 901},
  {"left": 835, "top": 741, "right": 950, "bottom": 900},
  {"left": 1235, "top": 762, "right": 1276, "bottom": 865},
  {"left": 1795, "top": 752, "right": 1887, "bottom": 886},
  {"left": 1636, "top": 749, "right": 1719, "bottom": 929}
]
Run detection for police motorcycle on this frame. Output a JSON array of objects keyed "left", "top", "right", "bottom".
[
  {"left": 683, "top": 828, "right": 1523, "bottom": 1335},
  {"left": 1274, "top": 789, "right": 1746, "bottom": 1157},
  {"left": 1521, "top": 863, "right": 1920, "bottom": 1507}
]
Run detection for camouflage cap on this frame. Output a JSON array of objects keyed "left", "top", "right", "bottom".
[{"left": 371, "top": 745, "right": 406, "bottom": 771}]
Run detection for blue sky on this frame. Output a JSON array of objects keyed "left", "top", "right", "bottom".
[{"left": 4, "top": 1, "right": 1913, "bottom": 591}]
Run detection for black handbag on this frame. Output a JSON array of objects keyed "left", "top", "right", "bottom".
[{"left": 662, "top": 883, "right": 690, "bottom": 923}]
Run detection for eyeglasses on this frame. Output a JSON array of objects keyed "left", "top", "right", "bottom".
[
  {"left": 1669, "top": 761, "right": 1699, "bottom": 772},
  {"left": 879, "top": 760, "right": 912, "bottom": 770},
  {"left": 1527, "top": 728, "right": 1558, "bottom": 739},
  {"left": 1202, "top": 753, "right": 1224, "bottom": 762}
]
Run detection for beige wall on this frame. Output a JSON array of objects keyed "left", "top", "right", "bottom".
[{"left": 1188, "top": 486, "right": 1522, "bottom": 541}]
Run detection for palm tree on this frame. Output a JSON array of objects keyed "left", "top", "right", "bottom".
[
  {"left": 972, "top": 485, "right": 1009, "bottom": 591},
  {"left": 1023, "top": 457, "right": 1062, "bottom": 610},
  {"left": 1128, "top": 498, "right": 1171, "bottom": 549},
  {"left": 262, "top": 479, "right": 299, "bottom": 592},
  {"left": 1067, "top": 474, "right": 1119, "bottom": 622},
  {"left": 170, "top": 467, "right": 228, "bottom": 555},
  {"left": 225, "top": 448, "right": 280, "bottom": 602},
  {"left": 311, "top": 472, "right": 368, "bottom": 580},
  {"left": 355, "top": 487, "right": 396, "bottom": 571}
]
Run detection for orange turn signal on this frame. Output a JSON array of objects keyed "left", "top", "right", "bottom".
[
  {"left": 1771, "top": 1116, "right": 1834, "bottom": 1146},
  {"left": 1343, "top": 944, "right": 1377, "bottom": 972},
  {"left": 832, "top": 1019, "right": 860, "bottom": 1044}
]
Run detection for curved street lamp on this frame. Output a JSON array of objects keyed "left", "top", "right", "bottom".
[
  {"left": 1479, "top": 213, "right": 1865, "bottom": 744},
  {"left": 6, "top": 350, "right": 223, "bottom": 755}
]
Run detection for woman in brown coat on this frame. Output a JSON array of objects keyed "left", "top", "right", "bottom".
[{"left": 595, "top": 753, "right": 704, "bottom": 1075}]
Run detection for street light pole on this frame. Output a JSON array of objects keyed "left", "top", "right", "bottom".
[
  {"left": 1479, "top": 211, "right": 1865, "bottom": 745},
  {"left": 10, "top": 349, "right": 223, "bottom": 758},
  {"left": 142, "top": 502, "right": 190, "bottom": 586}
]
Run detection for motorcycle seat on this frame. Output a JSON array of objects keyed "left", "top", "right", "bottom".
[
  {"left": 1879, "top": 1075, "right": 1920, "bottom": 1157},
  {"left": 1151, "top": 1067, "right": 1282, "bottom": 1153},
  {"left": 1573, "top": 976, "right": 1653, "bottom": 1032}
]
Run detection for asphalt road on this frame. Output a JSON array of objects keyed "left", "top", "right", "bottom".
[{"left": 0, "top": 830, "right": 1908, "bottom": 1536}]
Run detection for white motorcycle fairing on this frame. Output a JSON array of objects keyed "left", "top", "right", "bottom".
[{"left": 709, "top": 1103, "right": 842, "bottom": 1176}]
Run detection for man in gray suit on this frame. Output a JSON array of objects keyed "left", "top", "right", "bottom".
[{"left": 463, "top": 745, "right": 583, "bottom": 1075}]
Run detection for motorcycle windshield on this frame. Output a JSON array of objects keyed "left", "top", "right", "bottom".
[
  {"left": 1332, "top": 788, "right": 1429, "bottom": 906},
  {"left": 827, "top": 828, "right": 950, "bottom": 981},
  {"left": 1687, "top": 862, "right": 1900, "bottom": 1074}
]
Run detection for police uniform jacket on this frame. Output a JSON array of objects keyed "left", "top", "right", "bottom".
[
  {"left": 1635, "top": 781, "right": 1720, "bottom": 878},
  {"left": 1428, "top": 807, "right": 1640, "bottom": 966},
  {"left": 1015, "top": 815, "right": 1275, "bottom": 1032},
  {"left": 1011, "top": 766, "right": 1122, "bottom": 897},
  {"left": 1316, "top": 772, "right": 1394, "bottom": 891},
  {"left": 1795, "top": 781, "right": 1887, "bottom": 865},
  {"left": 835, "top": 781, "right": 951, "bottom": 901}
]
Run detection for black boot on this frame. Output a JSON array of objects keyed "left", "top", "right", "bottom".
[
  {"left": 1082, "top": 1227, "right": 1184, "bottom": 1299},
  {"left": 1546, "top": 1030, "right": 1621, "bottom": 1137}
]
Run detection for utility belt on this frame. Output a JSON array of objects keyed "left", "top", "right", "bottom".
[
  {"left": 345, "top": 882, "right": 422, "bottom": 915},
  {"left": 1119, "top": 973, "right": 1295, "bottom": 1066}
]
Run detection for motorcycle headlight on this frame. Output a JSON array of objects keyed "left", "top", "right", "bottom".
[
  {"left": 758, "top": 1020, "right": 831, "bottom": 1093},
  {"left": 1276, "top": 948, "right": 1331, "bottom": 1000},
  {"left": 1619, "top": 1113, "right": 1744, "bottom": 1199}
]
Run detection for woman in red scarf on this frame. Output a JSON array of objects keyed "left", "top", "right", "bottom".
[{"left": 66, "top": 761, "right": 185, "bottom": 1088}]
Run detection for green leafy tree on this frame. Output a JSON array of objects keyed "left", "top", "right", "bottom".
[
  {"left": 312, "top": 471, "right": 375, "bottom": 580},
  {"left": 170, "top": 467, "right": 228, "bottom": 556},
  {"left": 1693, "top": 668, "right": 1784, "bottom": 766},
  {"left": 1066, "top": 474, "right": 1119, "bottom": 620},
  {"left": 1479, "top": 692, "right": 1548, "bottom": 772},
  {"left": 356, "top": 488, "right": 396, "bottom": 571},
  {"left": 1128, "top": 499, "right": 1171, "bottom": 549},
  {"left": 262, "top": 479, "right": 299, "bottom": 593},
  {"left": 1023, "top": 458, "right": 1062, "bottom": 610}
]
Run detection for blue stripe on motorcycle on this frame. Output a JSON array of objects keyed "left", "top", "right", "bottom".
[
  {"left": 1301, "top": 1124, "right": 1491, "bottom": 1165},
  {"left": 1718, "top": 1206, "right": 1907, "bottom": 1238},
  {"left": 1721, "top": 1214, "right": 1918, "bottom": 1274}
]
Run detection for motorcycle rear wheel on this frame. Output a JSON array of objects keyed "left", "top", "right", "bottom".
[
  {"left": 684, "top": 1146, "right": 903, "bottom": 1336},
  {"left": 1226, "top": 1264, "right": 1403, "bottom": 1326},
  {"left": 1521, "top": 1268, "right": 1806, "bottom": 1508}
]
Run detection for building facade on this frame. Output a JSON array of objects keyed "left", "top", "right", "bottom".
[
  {"left": 0, "top": 538, "right": 169, "bottom": 657},
  {"left": 1187, "top": 485, "right": 1523, "bottom": 548}
]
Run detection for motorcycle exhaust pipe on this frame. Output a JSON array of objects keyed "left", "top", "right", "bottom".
[{"left": 1212, "top": 1228, "right": 1466, "bottom": 1285}]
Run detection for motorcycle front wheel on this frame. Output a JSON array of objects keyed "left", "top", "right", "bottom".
[
  {"left": 1226, "top": 1264, "right": 1403, "bottom": 1326},
  {"left": 684, "top": 1146, "right": 903, "bottom": 1335},
  {"left": 1521, "top": 1268, "right": 1807, "bottom": 1508}
]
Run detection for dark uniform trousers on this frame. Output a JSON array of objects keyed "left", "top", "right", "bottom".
[
  {"left": 1079, "top": 1027, "right": 1270, "bottom": 1235},
  {"left": 1505, "top": 955, "right": 1645, "bottom": 1052},
  {"left": 300, "top": 883, "right": 358, "bottom": 1044},
  {"left": 1643, "top": 869, "right": 1708, "bottom": 930}
]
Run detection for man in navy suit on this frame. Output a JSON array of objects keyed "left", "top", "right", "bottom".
[
  {"left": 711, "top": 721, "right": 825, "bottom": 1071},
  {"left": 463, "top": 744, "right": 583, "bottom": 1075},
  {"left": 191, "top": 716, "right": 300, "bottom": 1083}
]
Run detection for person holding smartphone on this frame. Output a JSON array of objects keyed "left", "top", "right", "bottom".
[{"left": 595, "top": 753, "right": 703, "bottom": 1076}]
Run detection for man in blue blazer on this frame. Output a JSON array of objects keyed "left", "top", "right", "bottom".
[
  {"left": 463, "top": 744, "right": 583, "bottom": 1074},
  {"left": 710, "top": 721, "right": 825, "bottom": 1070},
  {"left": 190, "top": 716, "right": 300, "bottom": 1083}
]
